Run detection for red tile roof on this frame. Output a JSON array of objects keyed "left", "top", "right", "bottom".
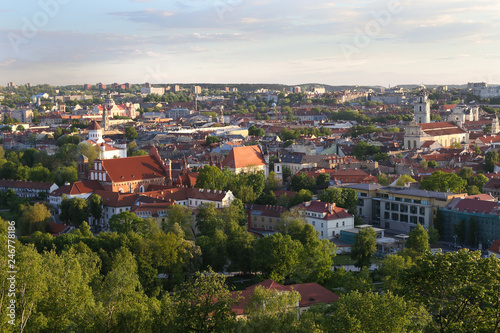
[
  {"left": 419, "top": 121, "right": 466, "bottom": 136},
  {"left": 222, "top": 145, "right": 266, "bottom": 169},
  {"left": 0, "top": 179, "right": 54, "bottom": 190},
  {"left": 295, "top": 201, "right": 352, "bottom": 220},
  {"left": 447, "top": 197, "right": 500, "bottom": 215},
  {"left": 101, "top": 155, "right": 167, "bottom": 182},
  {"left": 488, "top": 239, "right": 500, "bottom": 254},
  {"left": 231, "top": 279, "right": 339, "bottom": 315},
  {"left": 291, "top": 282, "right": 340, "bottom": 307},
  {"left": 93, "top": 190, "right": 138, "bottom": 207},
  {"left": 51, "top": 180, "right": 104, "bottom": 196}
]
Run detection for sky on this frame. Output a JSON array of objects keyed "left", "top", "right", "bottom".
[{"left": 1, "top": 0, "right": 500, "bottom": 86}]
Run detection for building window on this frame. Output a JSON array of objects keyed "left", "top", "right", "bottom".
[
  {"left": 419, "top": 207, "right": 425, "bottom": 215},
  {"left": 321, "top": 223, "right": 323, "bottom": 228},
  {"left": 321, "top": 231, "right": 323, "bottom": 237},
  {"left": 392, "top": 213, "right": 398, "bottom": 220},
  {"left": 385, "top": 203, "right": 390, "bottom": 210},
  {"left": 312, "top": 221, "right": 315, "bottom": 226},
  {"left": 410, "top": 206, "right": 417, "bottom": 214},
  {"left": 419, "top": 217, "right": 425, "bottom": 225},
  {"left": 336, "top": 222, "right": 338, "bottom": 227},
  {"left": 342, "top": 221, "right": 345, "bottom": 226}
]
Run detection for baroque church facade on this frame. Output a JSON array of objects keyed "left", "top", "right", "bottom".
[{"left": 404, "top": 91, "right": 468, "bottom": 149}]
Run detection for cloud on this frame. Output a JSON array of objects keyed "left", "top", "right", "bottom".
[{"left": 0, "top": 58, "right": 16, "bottom": 66}]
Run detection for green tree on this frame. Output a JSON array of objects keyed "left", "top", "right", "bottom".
[
  {"left": 282, "top": 166, "right": 292, "bottom": 181},
  {"left": 288, "top": 189, "right": 312, "bottom": 207},
  {"left": 378, "top": 254, "right": 414, "bottom": 292},
  {"left": 172, "top": 269, "right": 238, "bottom": 333},
  {"left": 252, "top": 233, "right": 303, "bottom": 283},
  {"left": 97, "top": 246, "right": 155, "bottom": 332},
  {"left": 78, "top": 142, "right": 100, "bottom": 165},
  {"left": 108, "top": 211, "right": 147, "bottom": 234},
  {"left": 205, "top": 136, "right": 220, "bottom": 145},
  {"left": 265, "top": 171, "right": 282, "bottom": 191},
  {"left": 323, "top": 291, "right": 430, "bottom": 333},
  {"left": 50, "top": 166, "right": 78, "bottom": 186},
  {"left": 316, "top": 173, "right": 330, "bottom": 186},
  {"left": 36, "top": 249, "right": 98, "bottom": 332},
  {"left": 427, "top": 160, "right": 438, "bottom": 168},
  {"left": 403, "top": 250, "right": 500, "bottom": 332},
  {"left": 377, "top": 173, "right": 390, "bottom": 186},
  {"left": 395, "top": 174, "right": 417, "bottom": 187},
  {"left": 485, "top": 150, "right": 499, "bottom": 172},
  {"left": 125, "top": 126, "right": 139, "bottom": 141},
  {"left": 163, "top": 204, "right": 194, "bottom": 239},
  {"left": 405, "top": 223, "right": 430, "bottom": 255},
  {"left": 196, "top": 229, "right": 228, "bottom": 271},
  {"left": 59, "top": 197, "right": 89, "bottom": 227},
  {"left": 239, "top": 285, "right": 301, "bottom": 332},
  {"left": 28, "top": 164, "right": 50, "bottom": 182},
  {"left": 428, "top": 226, "right": 440, "bottom": 244},
  {"left": 18, "top": 203, "right": 51, "bottom": 236},
  {"left": 350, "top": 227, "right": 377, "bottom": 268},
  {"left": 420, "top": 171, "right": 467, "bottom": 193},
  {"left": 195, "top": 165, "right": 226, "bottom": 190},
  {"left": 88, "top": 194, "right": 104, "bottom": 225}
]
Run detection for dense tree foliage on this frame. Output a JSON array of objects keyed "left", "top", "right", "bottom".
[
  {"left": 350, "top": 227, "right": 377, "bottom": 268},
  {"left": 420, "top": 171, "right": 467, "bottom": 193}
]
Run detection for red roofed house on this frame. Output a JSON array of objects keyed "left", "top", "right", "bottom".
[
  {"left": 0, "top": 179, "right": 58, "bottom": 198},
  {"left": 222, "top": 145, "right": 269, "bottom": 177},
  {"left": 231, "top": 279, "right": 339, "bottom": 316},
  {"left": 293, "top": 200, "right": 354, "bottom": 240},
  {"left": 49, "top": 180, "right": 104, "bottom": 207},
  {"left": 483, "top": 178, "right": 500, "bottom": 199},
  {"left": 89, "top": 146, "right": 171, "bottom": 193}
]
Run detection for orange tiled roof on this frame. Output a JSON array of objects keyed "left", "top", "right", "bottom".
[
  {"left": 222, "top": 145, "right": 266, "bottom": 169},
  {"left": 419, "top": 121, "right": 465, "bottom": 136},
  {"left": 101, "top": 155, "right": 167, "bottom": 182}
]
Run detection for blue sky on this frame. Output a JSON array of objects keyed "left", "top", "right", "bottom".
[{"left": 1, "top": 0, "right": 500, "bottom": 86}]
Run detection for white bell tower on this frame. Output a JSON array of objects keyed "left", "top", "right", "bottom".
[
  {"left": 492, "top": 116, "right": 500, "bottom": 135},
  {"left": 414, "top": 91, "right": 430, "bottom": 124}
]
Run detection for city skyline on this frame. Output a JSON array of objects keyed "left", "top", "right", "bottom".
[{"left": 1, "top": 0, "right": 500, "bottom": 86}]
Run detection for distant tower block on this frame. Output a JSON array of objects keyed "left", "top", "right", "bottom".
[{"left": 414, "top": 91, "right": 431, "bottom": 124}]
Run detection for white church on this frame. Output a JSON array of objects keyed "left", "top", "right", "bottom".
[
  {"left": 404, "top": 91, "right": 468, "bottom": 149},
  {"left": 85, "top": 120, "right": 127, "bottom": 159}
]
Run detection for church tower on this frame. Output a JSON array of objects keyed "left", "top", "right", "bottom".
[
  {"left": 88, "top": 120, "right": 104, "bottom": 144},
  {"left": 492, "top": 116, "right": 500, "bottom": 135},
  {"left": 102, "top": 91, "right": 115, "bottom": 130},
  {"left": 414, "top": 91, "right": 430, "bottom": 124}
]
